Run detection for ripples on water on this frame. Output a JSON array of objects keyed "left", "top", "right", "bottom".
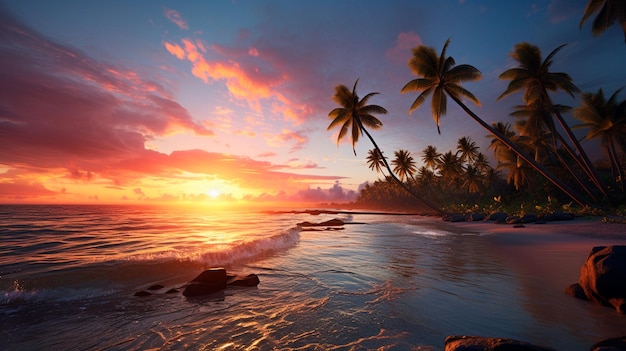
[{"left": 1, "top": 205, "right": 626, "bottom": 350}]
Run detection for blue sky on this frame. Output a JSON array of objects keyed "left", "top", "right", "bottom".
[{"left": 1, "top": 0, "right": 624, "bottom": 204}]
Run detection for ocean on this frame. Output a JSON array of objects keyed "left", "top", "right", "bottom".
[{"left": 1, "top": 204, "right": 625, "bottom": 350}]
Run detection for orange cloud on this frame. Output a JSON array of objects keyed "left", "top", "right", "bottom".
[{"left": 164, "top": 42, "right": 185, "bottom": 59}]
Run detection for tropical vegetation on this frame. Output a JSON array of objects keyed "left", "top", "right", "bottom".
[{"left": 327, "top": 1, "right": 626, "bottom": 216}]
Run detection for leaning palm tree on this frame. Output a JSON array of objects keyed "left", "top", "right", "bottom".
[
  {"left": 392, "top": 149, "right": 418, "bottom": 184},
  {"left": 328, "top": 79, "right": 442, "bottom": 213},
  {"left": 401, "top": 39, "right": 591, "bottom": 207},
  {"left": 580, "top": 0, "right": 626, "bottom": 43},
  {"left": 366, "top": 148, "right": 386, "bottom": 177},
  {"left": 498, "top": 42, "right": 610, "bottom": 204},
  {"left": 573, "top": 88, "right": 626, "bottom": 192}
]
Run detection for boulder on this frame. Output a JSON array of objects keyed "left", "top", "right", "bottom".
[
  {"left": 467, "top": 213, "right": 486, "bottom": 222},
  {"left": 183, "top": 268, "right": 228, "bottom": 297},
  {"left": 227, "top": 273, "right": 260, "bottom": 287},
  {"left": 297, "top": 218, "right": 344, "bottom": 227},
  {"left": 444, "top": 336, "right": 555, "bottom": 351},
  {"left": 443, "top": 213, "right": 466, "bottom": 222},
  {"left": 590, "top": 336, "right": 626, "bottom": 351},
  {"left": 567, "top": 246, "right": 626, "bottom": 313},
  {"left": 487, "top": 212, "right": 508, "bottom": 223}
]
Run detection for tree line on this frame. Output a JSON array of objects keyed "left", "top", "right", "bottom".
[{"left": 327, "top": 1, "right": 626, "bottom": 215}]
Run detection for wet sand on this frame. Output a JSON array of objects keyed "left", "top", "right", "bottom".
[{"left": 448, "top": 218, "right": 626, "bottom": 292}]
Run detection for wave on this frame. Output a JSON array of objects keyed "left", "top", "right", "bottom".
[{"left": 1, "top": 227, "right": 301, "bottom": 306}]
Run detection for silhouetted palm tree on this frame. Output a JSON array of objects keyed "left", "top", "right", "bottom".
[
  {"left": 328, "top": 79, "right": 442, "bottom": 213},
  {"left": 498, "top": 42, "right": 609, "bottom": 204},
  {"left": 456, "top": 136, "right": 480, "bottom": 165},
  {"left": 580, "top": 0, "right": 626, "bottom": 43},
  {"left": 402, "top": 39, "right": 591, "bottom": 207},
  {"left": 366, "top": 148, "right": 386, "bottom": 177},
  {"left": 392, "top": 149, "right": 417, "bottom": 183},
  {"left": 437, "top": 151, "right": 463, "bottom": 189},
  {"left": 573, "top": 88, "right": 626, "bottom": 192},
  {"left": 422, "top": 145, "right": 441, "bottom": 172}
]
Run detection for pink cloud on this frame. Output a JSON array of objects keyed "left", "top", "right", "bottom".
[
  {"left": 264, "top": 129, "right": 308, "bottom": 153},
  {"left": 164, "top": 8, "right": 189, "bottom": 30},
  {"left": 385, "top": 31, "right": 423, "bottom": 65},
  {"left": 164, "top": 42, "right": 185, "bottom": 59}
]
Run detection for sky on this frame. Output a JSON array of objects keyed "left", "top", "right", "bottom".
[{"left": 1, "top": 0, "right": 625, "bottom": 206}]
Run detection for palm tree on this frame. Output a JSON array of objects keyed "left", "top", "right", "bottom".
[
  {"left": 392, "top": 149, "right": 417, "bottom": 183},
  {"left": 456, "top": 136, "right": 480, "bottom": 165},
  {"left": 422, "top": 145, "right": 441, "bottom": 171},
  {"left": 328, "top": 79, "right": 442, "bottom": 214},
  {"left": 401, "top": 39, "right": 591, "bottom": 207},
  {"left": 462, "top": 165, "right": 483, "bottom": 195},
  {"left": 437, "top": 151, "right": 463, "bottom": 189},
  {"left": 580, "top": 0, "right": 626, "bottom": 43},
  {"left": 366, "top": 148, "right": 386, "bottom": 177},
  {"left": 573, "top": 88, "right": 626, "bottom": 192},
  {"left": 498, "top": 42, "right": 609, "bottom": 204}
]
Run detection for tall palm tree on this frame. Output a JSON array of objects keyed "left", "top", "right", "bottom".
[
  {"left": 422, "top": 145, "right": 441, "bottom": 171},
  {"left": 401, "top": 39, "right": 591, "bottom": 207},
  {"left": 366, "top": 148, "right": 386, "bottom": 177},
  {"left": 498, "top": 42, "right": 610, "bottom": 204},
  {"left": 328, "top": 79, "right": 442, "bottom": 214},
  {"left": 392, "top": 149, "right": 417, "bottom": 183},
  {"left": 456, "top": 136, "right": 480, "bottom": 165},
  {"left": 573, "top": 88, "right": 626, "bottom": 192},
  {"left": 580, "top": 0, "right": 626, "bottom": 43}
]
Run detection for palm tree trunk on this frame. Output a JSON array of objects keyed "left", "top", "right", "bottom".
[
  {"left": 357, "top": 121, "right": 444, "bottom": 214},
  {"left": 608, "top": 139, "right": 626, "bottom": 192},
  {"left": 551, "top": 107, "right": 612, "bottom": 203},
  {"left": 449, "top": 95, "right": 594, "bottom": 208}
]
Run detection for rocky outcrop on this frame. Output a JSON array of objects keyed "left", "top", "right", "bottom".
[
  {"left": 565, "top": 245, "right": 626, "bottom": 313},
  {"left": 297, "top": 218, "right": 344, "bottom": 227},
  {"left": 444, "top": 335, "right": 555, "bottom": 351},
  {"left": 589, "top": 336, "right": 626, "bottom": 351},
  {"left": 134, "top": 268, "right": 260, "bottom": 297}
]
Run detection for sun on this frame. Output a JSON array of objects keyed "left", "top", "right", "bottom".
[{"left": 208, "top": 189, "right": 221, "bottom": 199}]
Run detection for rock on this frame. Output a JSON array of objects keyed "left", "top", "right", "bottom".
[
  {"left": 467, "top": 213, "right": 486, "bottom": 222},
  {"left": 443, "top": 213, "right": 466, "bottom": 222},
  {"left": 227, "top": 273, "right": 260, "bottom": 287},
  {"left": 165, "top": 288, "right": 179, "bottom": 294},
  {"left": 564, "top": 283, "right": 587, "bottom": 300},
  {"left": 147, "top": 284, "right": 164, "bottom": 290},
  {"left": 571, "top": 246, "right": 626, "bottom": 313},
  {"left": 183, "top": 268, "right": 228, "bottom": 297},
  {"left": 444, "top": 335, "right": 555, "bottom": 351},
  {"left": 297, "top": 218, "right": 344, "bottom": 227},
  {"left": 134, "top": 290, "right": 151, "bottom": 297},
  {"left": 506, "top": 215, "right": 521, "bottom": 224},
  {"left": 520, "top": 214, "right": 538, "bottom": 223},
  {"left": 488, "top": 212, "right": 508, "bottom": 222},
  {"left": 590, "top": 336, "right": 626, "bottom": 351}
]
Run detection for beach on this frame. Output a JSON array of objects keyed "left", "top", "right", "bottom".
[{"left": 2, "top": 205, "right": 626, "bottom": 350}]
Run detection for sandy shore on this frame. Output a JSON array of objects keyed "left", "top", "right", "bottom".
[{"left": 446, "top": 218, "right": 626, "bottom": 290}]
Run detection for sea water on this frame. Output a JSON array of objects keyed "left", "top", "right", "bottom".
[{"left": 1, "top": 204, "right": 625, "bottom": 350}]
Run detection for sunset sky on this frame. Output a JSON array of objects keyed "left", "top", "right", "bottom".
[{"left": 1, "top": 0, "right": 624, "bottom": 205}]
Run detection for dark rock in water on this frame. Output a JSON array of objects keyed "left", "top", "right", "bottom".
[
  {"left": 165, "top": 288, "right": 178, "bottom": 294},
  {"left": 506, "top": 215, "right": 521, "bottom": 224},
  {"left": 183, "top": 268, "right": 228, "bottom": 297},
  {"left": 297, "top": 218, "right": 344, "bottom": 227},
  {"left": 466, "top": 213, "right": 486, "bottom": 222},
  {"left": 148, "top": 284, "right": 164, "bottom": 290},
  {"left": 568, "top": 245, "right": 626, "bottom": 313},
  {"left": 443, "top": 213, "right": 466, "bottom": 222},
  {"left": 444, "top": 335, "right": 555, "bottom": 350},
  {"left": 227, "top": 274, "right": 260, "bottom": 287},
  {"left": 488, "top": 212, "right": 508, "bottom": 222},
  {"left": 134, "top": 290, "right": 151, "bottom": 297},
  {"left": 590, "top": 336, "right": 626, "bottom": 351},
  {"left": 520, "top": 214, "right": 538, "bottom": 223}
]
